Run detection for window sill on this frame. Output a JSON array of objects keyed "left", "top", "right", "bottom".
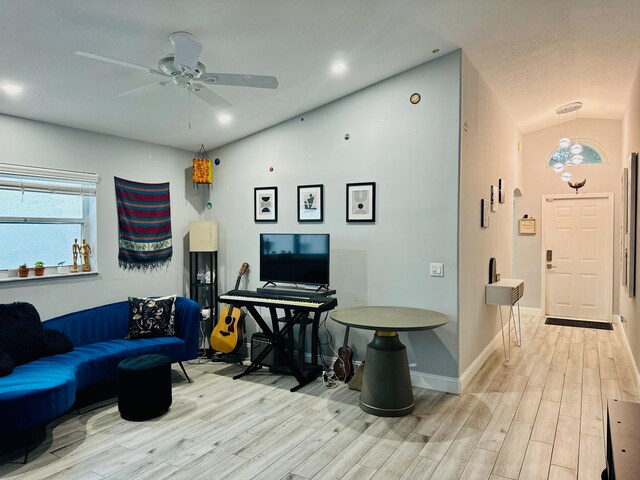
[{"left": 0, "top": 270, "right": 99, "bottom": 284}]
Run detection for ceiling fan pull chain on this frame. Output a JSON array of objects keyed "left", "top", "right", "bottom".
[{"left": 188, "top": 89, "right": 192, "bottom": 130}]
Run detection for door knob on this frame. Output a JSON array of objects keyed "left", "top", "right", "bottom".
[{"left": 546, "top": 264, "right": 556, "bottom": 269}]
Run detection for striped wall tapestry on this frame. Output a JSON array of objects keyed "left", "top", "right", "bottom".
[{"left": 114, "top": 177, "right": 172, "bottom": 270}]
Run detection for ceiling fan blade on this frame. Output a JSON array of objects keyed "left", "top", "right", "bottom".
[
  {"left": 74, "top": 51, "right": 167, "bottom": 77},
  {"left": 188, "top": 85, "right": 231, "bottom": 109},
  {"left": 199, "top": 73, "right": 279, "bottom": 89},
  {"left": 119, "top": 81, "right": 170, "bottom": 97},
  {"left": 170, "top": 32, "right": 202, "bottom": 73}
]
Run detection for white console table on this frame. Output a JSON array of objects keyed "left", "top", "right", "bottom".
[{"left": 485, "top": 278, "right": 525, "bottom": 361}]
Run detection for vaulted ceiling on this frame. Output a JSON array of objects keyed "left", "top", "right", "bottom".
[{"left": 1, "top": 0, "right": 639, "bottom": 151}]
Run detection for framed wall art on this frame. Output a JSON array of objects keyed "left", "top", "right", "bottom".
[
  {"left": 490, "top": 185, "right": 497, "bottom": 212},
  {"left": 481, "top": 199, "right": 489, "bottom": 228},
  {"left": 628, "top": 153, "right": 638, "bottom": 297},
  {"left": 297, "top": 184, "right": 324, "bottom": 222},
  {"left": 346, "top": 182, "right": 376, "bottom": 222},
  {"left": 498, "top": 178, "right": 505, "bottom": 203},
  {"left": 254, "top": 186, "right": 278, "bottom": 222},
  {"left": 621, "top": 167, "right": 629, "bottom": 286}
]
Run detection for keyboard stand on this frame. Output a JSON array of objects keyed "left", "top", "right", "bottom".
[{"left": 232, "top": 304, "right": 323, "bottom": 392}]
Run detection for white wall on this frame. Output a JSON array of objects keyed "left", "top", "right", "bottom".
[
  {"left": 517, "top": 118, "right": 622, "bottom": 311},
  {"left": 619, "top": 63, "right": 640, "bottom": 370},
  {"left": 458, "top": 54, "right": 523, "bottom": 374},
  {"left": 207, "top": 51, "right": 462, "bottom": 386},
  {"left": 0, "top": 114, "right": 198, "bottom": 319}
]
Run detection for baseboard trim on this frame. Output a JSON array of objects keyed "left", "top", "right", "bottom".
[
  {"left": 246, "top": 343, "right": 461, "bottom": 393},
  {"left": 409, "top": 370, "right": 460, "bottom": 394},
  {"left": 519, "top": 306, "right": 543, "bottom": 317},
  {"left": 459, "top": 318, "right": 509, "bottom": 393},
  {"left": 616, "top": 321, "right": 640, "bottom": 391}
]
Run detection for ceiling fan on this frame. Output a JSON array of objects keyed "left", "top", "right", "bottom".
[{"left": 75, "top": 32, "right": 278, "bottom": 109}]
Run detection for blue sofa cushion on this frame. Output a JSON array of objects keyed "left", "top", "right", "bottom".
[{"left": 126, "top": 295, "right": 176, "bottom": 339}]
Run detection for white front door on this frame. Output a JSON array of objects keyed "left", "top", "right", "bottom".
[{"left": 543, "top": 194, "right": 613, "bottom": 321}]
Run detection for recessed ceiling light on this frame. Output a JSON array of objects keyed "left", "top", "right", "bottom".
[
  {"left": 331, "top": 61, "right": 347, "bottom": 75},
  {"left": 218, "top": 113, "right": 232, "bottom": 125},
  {"left": 2, "top": 83, "right": 23, "bottom": 96}
]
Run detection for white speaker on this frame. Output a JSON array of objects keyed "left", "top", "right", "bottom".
[{"left": 189, "top": 221, "right": 218, "bottom": 252}]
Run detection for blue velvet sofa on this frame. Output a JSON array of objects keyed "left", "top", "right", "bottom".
[{"left": 0, "top": 297, "right": 200, "bottom": 438}]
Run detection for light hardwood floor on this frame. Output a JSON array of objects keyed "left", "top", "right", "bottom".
[{"left": 1, "top": 315, "right": 639, "bottom": 480}]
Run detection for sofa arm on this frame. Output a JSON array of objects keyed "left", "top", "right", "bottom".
[{"left": 174, "top": 297, "right": 201, "bottom": 359}]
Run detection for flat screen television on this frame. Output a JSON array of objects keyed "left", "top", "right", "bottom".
[{"left": 260, "top": 233, "right": 330, "bottom": 286}]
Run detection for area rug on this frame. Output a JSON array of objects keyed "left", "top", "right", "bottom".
[
  {"left": 545, "top": 317, "right": 613, "bottom": 330},
  {"left": 114, "top": 177, "right": 172, "bottom": 270}
]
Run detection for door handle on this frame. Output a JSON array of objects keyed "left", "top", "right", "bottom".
[{"left": 546, "top": 264, "right": 556, "bottom": 269}]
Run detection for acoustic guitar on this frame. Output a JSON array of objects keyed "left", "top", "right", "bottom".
[
  {"left": 333, "top": 326, "right": 354, "bottom": 382},
  {"left": 210, "top": 262, "right": 249, "bottom": 354}
]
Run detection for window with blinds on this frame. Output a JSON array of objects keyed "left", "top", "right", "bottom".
[{"left": 0, "top": 163, "right": 98, "bottom": 272}]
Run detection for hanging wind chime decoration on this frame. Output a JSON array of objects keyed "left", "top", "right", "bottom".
[
  {"left": 552, "top": 102, "right": 587, "bottom": 189},
  {"left": 192, "top": 144, "right": 213, "bottom": 188}
]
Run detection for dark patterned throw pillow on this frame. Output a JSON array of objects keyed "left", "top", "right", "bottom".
[{"left": 125, "top": 295, "right": 176, "bottom": 340}]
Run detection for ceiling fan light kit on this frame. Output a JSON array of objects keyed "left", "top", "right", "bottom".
[{"left": 75, "top": 32, "right": 278, "bottom": 110}]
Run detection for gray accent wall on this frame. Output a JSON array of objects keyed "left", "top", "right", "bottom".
[
  {"left": 0, "top": 114, "right": 196, "bottom": 319},
  {"left": 207, "top": 51, "right": 462, "bottom": 382}
]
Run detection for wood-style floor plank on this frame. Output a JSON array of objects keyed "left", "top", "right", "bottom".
[{"left": 2, "top": 316, "right": 633, "bottom": 480}]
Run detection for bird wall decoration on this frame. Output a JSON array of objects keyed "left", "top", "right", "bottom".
[{"left": 568, "top": 178, "right": 586, "bottom": 194}]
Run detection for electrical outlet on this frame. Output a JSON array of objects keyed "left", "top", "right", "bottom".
[{"left": 430, "top": 263, "right": 444, "bottom": 277}]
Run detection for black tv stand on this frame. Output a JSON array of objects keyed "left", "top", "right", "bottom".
[{"left": 262, "top": 281, "right": 277, "bottom": 288}]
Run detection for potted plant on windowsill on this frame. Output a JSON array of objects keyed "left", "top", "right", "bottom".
[
  {"left": 18, "top": 263, "right": 29, "bottom": 277},
  {"left": 34, "top": 261, "right": 45, "bottom": 276}
]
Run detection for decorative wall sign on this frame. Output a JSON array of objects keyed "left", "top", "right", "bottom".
[
  {"left": 254, "top": 186, "right": 278, "bottom": 222},
  {"left": 481, "top": 199, "right": 489, "bottom": 228},
  {"left": 297, "top": 184, "right": 324, "bottom": 222},
  {"left": 519, "top": 217, "right": 536, "bottom": 234},
  {"left": 490, "top": 185, "right": 497, "bottom": 212},
  {"left": 498, "top": 178, "right": 505, "bottom": 203},
  {"left": 346, "top": 182, "right": 376, "bottom": 222}
]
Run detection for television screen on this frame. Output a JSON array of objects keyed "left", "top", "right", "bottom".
[{"left": 260, "top": 233, "right": 330, "bottom": 286}]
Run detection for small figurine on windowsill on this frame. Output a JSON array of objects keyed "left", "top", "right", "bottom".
[
  {"left": 71, "top": 239, "right": 81, "bottom": 273},
  {"left": 81, "top": 239, "right": 93, "bottom": 272}
]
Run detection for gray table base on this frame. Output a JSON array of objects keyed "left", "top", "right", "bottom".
[{"left": 360, "top": 331, "right": 414, "bottom": 417}]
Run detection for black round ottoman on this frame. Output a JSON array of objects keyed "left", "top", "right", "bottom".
[{"left": 118, "top": 354, "right": 172, "bottom": 421}]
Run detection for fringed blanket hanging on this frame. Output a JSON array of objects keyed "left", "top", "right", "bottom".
[{"left": 114, "top": 177, "right": 172, "bottom": 270}]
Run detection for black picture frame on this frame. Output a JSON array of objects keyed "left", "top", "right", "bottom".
[
  {"left": 254, "top": 186, "right": 278, "bottom": 223},
  {"left": 498, "top": 178, "right": 505, "bottom": 203},
  {"left": 481, "top": 199, "right": 489, "bottom": 228},
  {"left": 297, "top": 184, "right": 324, "bottom": 222},
  {"left": 346, "top": 182, "right": 376, "bottom": 222}
]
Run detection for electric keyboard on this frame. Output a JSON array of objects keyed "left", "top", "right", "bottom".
[{"left": 219, "top": 289, "right": 337, "bottom": 312}]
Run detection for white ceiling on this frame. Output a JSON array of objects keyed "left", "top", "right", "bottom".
[{"left": 1, "top": 0, "right": 639, "bottom": 152}]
